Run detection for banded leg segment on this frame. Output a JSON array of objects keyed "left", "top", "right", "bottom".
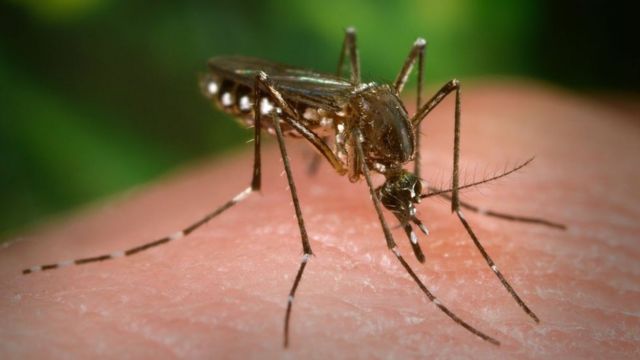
[
  {"left": 412, "top": 79, "right": 462, "bottom": 212},
  {"left": 22, "top": 111, "right": 264, "bottom": 275},
  {"left": 456, "top": 210, "right": 540, "bottom": 322},
  {"left": 420, "top": 157, "right": 565, "bottom": 229},
  {"left": 353, "top": 128, "right": 500, "bottom": 346},
  {"left": 253, "top": 72, "right": 314, "bottom": 348},
  {"left": 412, "top": 80, "right": 540, "bottom": 323},
  {"left": 393, "top": 38, "right": 427, "bottom": 179},
  {"left": 336, "top": 27, "right": 361, "bottom": 84},
  {"left": 435, "top": 192, "right": 567, "bottom": 230}
]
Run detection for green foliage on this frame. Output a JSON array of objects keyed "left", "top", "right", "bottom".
[{"left": 0, "top": 1, "right": 631, "bottom": 237}]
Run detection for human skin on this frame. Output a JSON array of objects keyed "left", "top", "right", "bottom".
[{"left": 0, "top": 82, "right": 638, "bottom": 359}]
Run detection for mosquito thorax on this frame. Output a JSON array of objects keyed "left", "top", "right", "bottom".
[
  {"left": 377, "top": 169, "right": 422, "bottom": 223},
  {"left": 352, "top": 84, "right": 414, "bottom": 167}
]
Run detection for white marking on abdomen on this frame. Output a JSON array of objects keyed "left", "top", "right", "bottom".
[
  {"left": 239, "top": 95, "right": 252, "bottom": 111},
  {"left": 207, "top": 81, "right": 219, "bottom": 95},
  {"left": 221, "top": 92, "right": 233, "bottom": 107},
  {"left": 29, "top": 266, "right": 42, "bottom": 273},
  {"left": 260, "top": 98, "right": 274, "bottom": 115}
]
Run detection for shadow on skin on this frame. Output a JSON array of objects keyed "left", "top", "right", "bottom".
[{"left": 1, "top": 81, "right": 639, "bottom": 358}]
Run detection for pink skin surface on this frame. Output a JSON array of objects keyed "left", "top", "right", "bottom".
[{"left": 1, "top": 82, "right": 638, "bottom": 359}]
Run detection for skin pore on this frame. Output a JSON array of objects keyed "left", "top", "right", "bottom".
[{"left": 1, "top": 81, "right": 638, "bottom": 359}]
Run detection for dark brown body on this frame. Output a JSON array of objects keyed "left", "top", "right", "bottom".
[
  {"left": 202, "top": 56, "right": 417, "bottom": 182},
  {"left": 21, "top": 30, "right": 562, "bottom": 349}
]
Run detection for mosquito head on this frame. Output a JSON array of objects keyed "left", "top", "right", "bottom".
[
  {"left": 378, "top": 168, "right": 429, "bottom": 262},
  {"left": 353, "top": 84, "right": 415, "bottom": 167},
  {"left": 378, "top": 169, "right": 422, "bottom": 223}
]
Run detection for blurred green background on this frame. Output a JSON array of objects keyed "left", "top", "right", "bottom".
[{"left": 0, "top": 0, "right": 636, "bottom": 239}]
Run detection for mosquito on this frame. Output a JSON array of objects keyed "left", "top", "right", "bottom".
[{"left": 22, "top": 27, "right": 566, "bottom": 347}]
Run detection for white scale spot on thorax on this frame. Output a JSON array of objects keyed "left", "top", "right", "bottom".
[
  {"left": 239, "top": 95, "right": 252, "bottom": 111},
  {"left": 373, "top": 163, "right": 386, "bottom": 172},
  {"left": 221, "top": 92, "right": 233, "bottom": 107},
  {"left": 320, "top": 117, "right": 333, "bottom": 127},
  {"left": 303, "top": 108, "right": 319, "bottom": 120}
]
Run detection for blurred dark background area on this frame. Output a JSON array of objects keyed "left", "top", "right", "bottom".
[{"left": 0, "top": 0, "right": 637, "bottom": 239}]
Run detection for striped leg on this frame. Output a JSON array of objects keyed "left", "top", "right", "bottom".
[
  {"left": 393, "top": 37, "right": 427, "bottom": 179},
  {"left": 413, "top": 80, "right": 540, "bottom": 323},
  {"left": 456, "top": 210, "right": 539, "bottom": 323},
  {"left": 437, "top": 193, "right": 566, "bottom": 230},
  {"left": 353, "top": 128, "right": 500, "bottom": 346},
  {"left": 336, "top": 26, "right": 361, "bottom": 84},
  {"left": 420, "top": 157, "right": 566, "bottom": 230},
  {"left": 253, "top": 72, "right": 315, "bottom": 348},
  {"left": 22, "top": 99, "right": 263, "bottom": 275}
]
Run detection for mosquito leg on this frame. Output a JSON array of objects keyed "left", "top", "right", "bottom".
[
  {"left": 434, "top": 192, "right": 567, "bottom": 230},
  {"left": 412, "top": 79, "right": 463, "bottom": 209},
  {"left": 393, "top": 38, "right": 427, "bottom": 179},
  {"left": 306, "top": 136, "right": 328, "bottom": 176},
  {"left": 22, "top": 98, "right": 264, "bottom": 275},
  {"left": 336, "top": 26, "right": 361, "bottom": 84},
  {"left": 393, "top": 38, "right": 427, "bottom": 94},
  {"left": 254, "top": 72, "right": 315, "bottom": 348},
  {"left": 403, "top": 223, "right": 426, "bottom": 263},
  {"left": 456, "top": 211, "right": 540, "bottom": 322},
  {"left": 412, "top": 80, "right": 540, "bottom": 323},
  {"left": 419, "top": 158, "right": 566, "bottom": 230},
  {"left": 352, "top": 128, "right": 500, "bottom": 346}
]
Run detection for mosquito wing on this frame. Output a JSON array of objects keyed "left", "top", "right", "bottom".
[{"left": 207, "top": 56, "right": 354, "bottom": 112}]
